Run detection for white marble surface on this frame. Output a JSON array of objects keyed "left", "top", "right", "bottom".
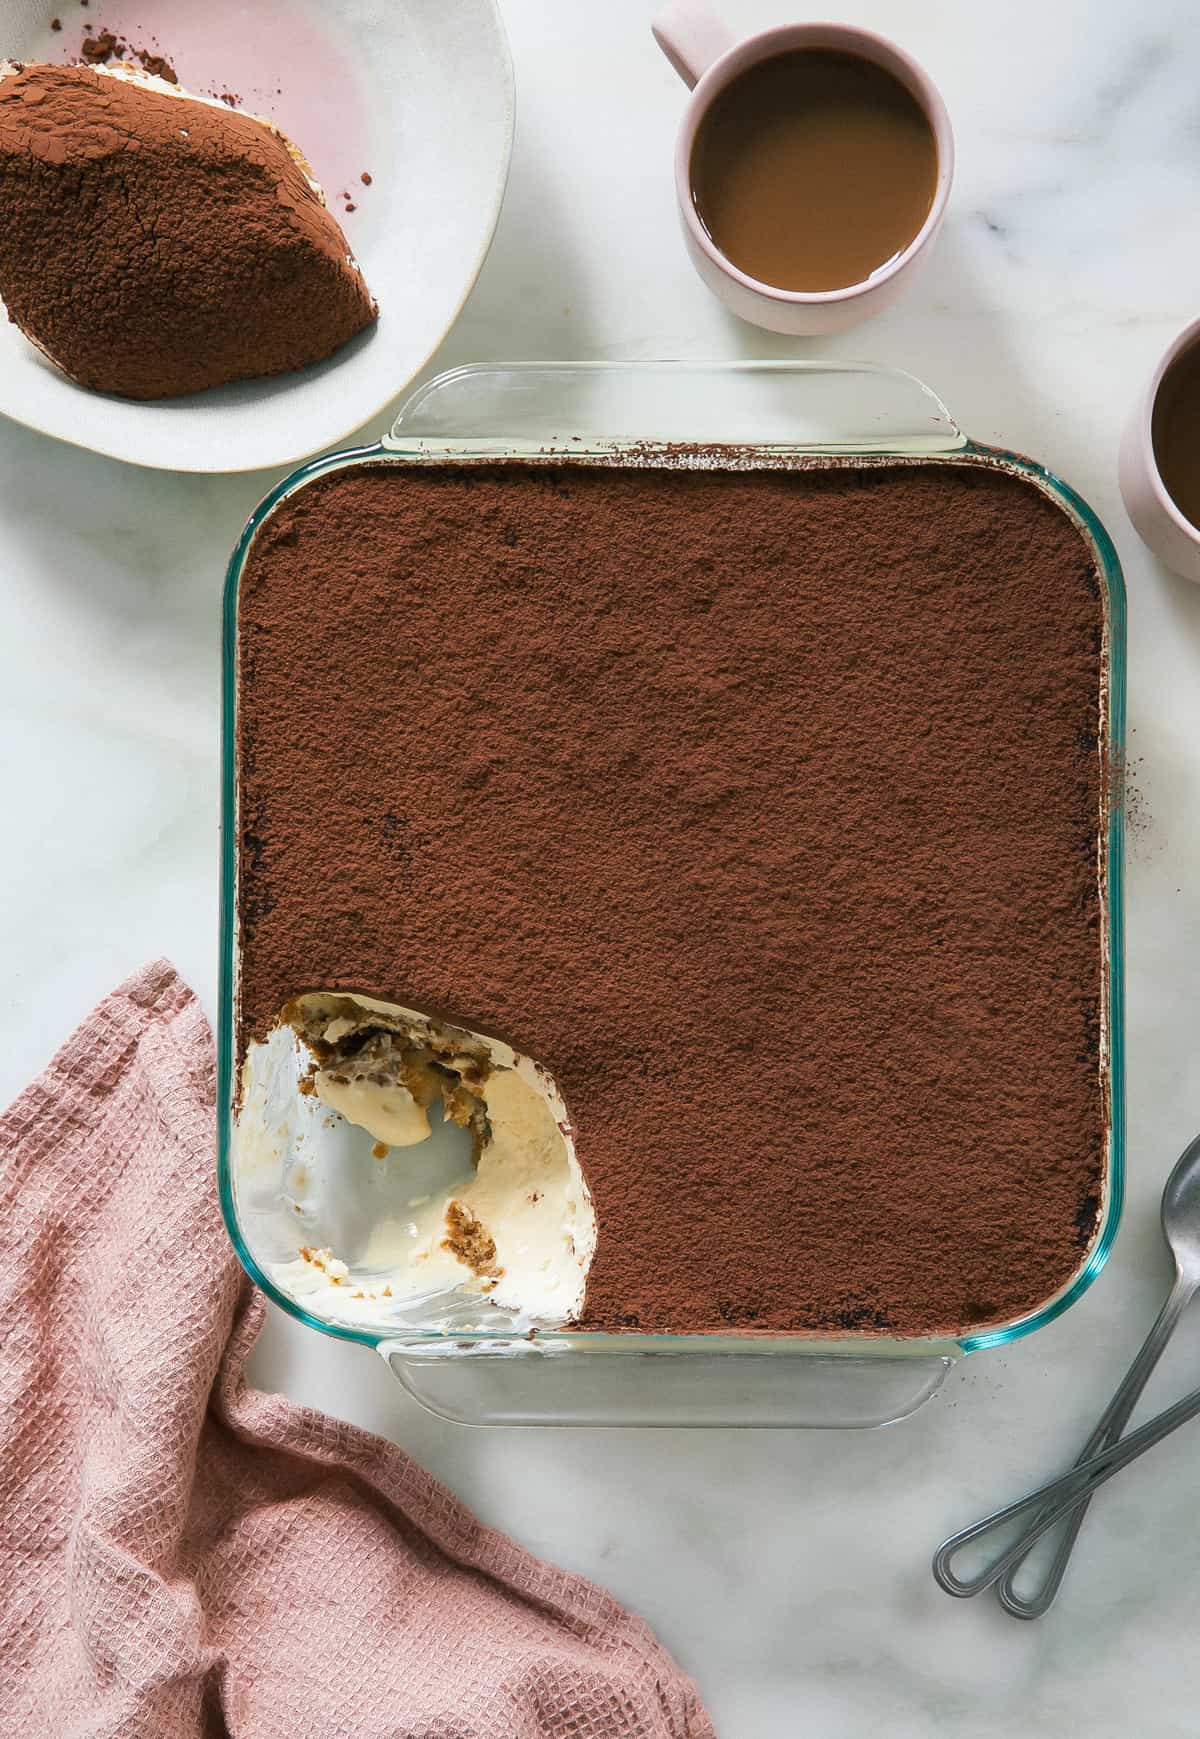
[{"left": 3, "top": 3, "right": 1200, "bottom": 1733}]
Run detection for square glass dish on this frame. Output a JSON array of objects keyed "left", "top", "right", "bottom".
[{"left": 218, "top": 361, "right": 1126, "bottom": 1428}]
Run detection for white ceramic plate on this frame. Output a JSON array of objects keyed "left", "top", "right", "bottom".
[{"left": 1, "top": 0, "right": 514, "bottom": 471}]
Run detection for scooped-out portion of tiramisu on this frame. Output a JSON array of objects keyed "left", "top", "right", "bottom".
[
  {"left": 0, "top": 59, "right": 376, "bottom": 398},
  {"left": 237, "top": 990, "right": 595, "bottom": 1328}
]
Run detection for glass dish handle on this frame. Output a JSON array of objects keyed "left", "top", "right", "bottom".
[
  {"left": 378, "top": 1336, "right": 958, "bottom": 1429},
  {"left": 386, "top": 360, "right": 967, "bottom": 459}
]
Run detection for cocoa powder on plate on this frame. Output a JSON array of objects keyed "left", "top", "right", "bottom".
[
  {"left": 236, "top": 459, "right": 1108, "bottom": 1337},
  {"left": 0, "top": 63, "right": 376, "bottom": 399},
  {"left": 79, "top": 29, "right": 178, "bottom": 84}
]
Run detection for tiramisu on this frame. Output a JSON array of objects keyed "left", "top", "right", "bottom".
[
  {"left": 235, "top": 458, "right": 1109, "bottom": 1338},
  {"left": 0, "top": 60, "right": 376, "bottom": 398}
]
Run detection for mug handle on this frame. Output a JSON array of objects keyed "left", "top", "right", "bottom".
[{"left": 652, "top": 0, "right": 735, "bottom": 90}]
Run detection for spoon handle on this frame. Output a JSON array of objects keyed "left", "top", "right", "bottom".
[
  {"left": 933, "top": 1278, "right": 1199, "bottom": 1603},
  {"left": 997, "top": 1274, "right": 1194, "bottom": 1617}
]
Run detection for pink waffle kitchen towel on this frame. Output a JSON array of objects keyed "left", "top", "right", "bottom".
[{"left": 0, "top": 962, "right": 714, "bottom": 1739}]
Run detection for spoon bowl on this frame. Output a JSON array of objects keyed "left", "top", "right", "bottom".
[
  {"left": 1161, "top": 1132, "right": 1200, "bottom": 1272},
  {"left": 935, "top": 1126, "right": 1200, "bottom": 1616}
]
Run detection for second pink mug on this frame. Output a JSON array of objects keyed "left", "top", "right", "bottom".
[{"left": 1119, "top": 316, "right": 1200, "bottom": 584}]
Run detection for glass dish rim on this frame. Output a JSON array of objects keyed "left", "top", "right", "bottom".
[{"left": 217, "top": 362, "right": 1127, "bottom": 1362}]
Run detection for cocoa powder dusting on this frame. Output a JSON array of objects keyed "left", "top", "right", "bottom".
[
  {"left": 236, "top": 460, "right": 1108, "bottom": 1337},
  {"left": 0, "top": 63, "right": 376, "bottom": 399}
]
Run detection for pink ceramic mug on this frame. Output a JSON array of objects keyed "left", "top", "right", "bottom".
[
  {"left": 652, "top": 1, "right": 955, "bottom": 336},
  {"left": 1119, "top": 316, "right": 1200, "bottom": 583}
]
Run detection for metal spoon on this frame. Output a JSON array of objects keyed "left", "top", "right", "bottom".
[{"left": 933, "top": 1130, "right": 1200, "bottom": 1614}]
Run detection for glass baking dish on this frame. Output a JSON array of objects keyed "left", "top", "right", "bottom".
[{"left": 218, "top": 360, "right": 1126, "bottom": 1428}]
